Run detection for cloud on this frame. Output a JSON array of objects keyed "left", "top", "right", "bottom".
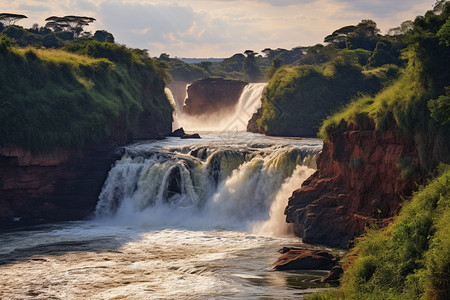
[
  {"left": 334, "top": 0, "right": 434, "bottom": 17},
  {"left": 5, "top": 0, "right": 438, "bottom": 57}
]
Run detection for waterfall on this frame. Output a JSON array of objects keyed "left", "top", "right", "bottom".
[
  {"left": 95, "top": 137, "right": 322, "bottom": 233},
  {"left": 176, "top": 83, "right": 267, "bottom": 132},
  {"left": 164, "top": 87, "right": 180, "bottom": 130}
]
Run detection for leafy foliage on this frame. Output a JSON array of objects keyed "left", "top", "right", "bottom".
[
  {"left": 253, "top": 49, "right": 397, "bottom": 136},
  {"left": 337, "top": 165, "right": 450, "bottom": 299}
]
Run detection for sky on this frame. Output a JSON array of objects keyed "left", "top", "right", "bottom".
[{"left": 4, "top": 0, "right": 438, "bottom": 58}]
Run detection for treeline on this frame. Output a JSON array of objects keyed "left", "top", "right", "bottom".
[
  {"left": 248, "top": 17, "right": 408, "bottom": 137},
  {"left": 0, "top": 15, "right": 173, "bottom": 152},
  {"left": 158, "top": 47, "right": 306, "bottom": 83}
]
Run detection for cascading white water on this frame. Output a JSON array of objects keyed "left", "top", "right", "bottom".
[
  {"left": 95, "top": 134, "right": 322, "bottom": 234},
  {"left": 0, "top": 135, "right": 327, "bottom": 299},
  {"left": 176, "top": 83, "right": 267, "bottom": 132},
  {"left": 251, "top": 165, "right": 315, "bottom": 237},
  {"left": 164, "top": 87, "right": 180, "bottom": 130}
]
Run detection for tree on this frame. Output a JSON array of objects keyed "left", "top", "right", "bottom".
[
  {"left": 388, "top": 20, "right": 414, "bottom": 36},
  {"left": 159, "top": 53, "right": 171, "bottom": 61},
  {"left": 324, "top": 25, "right": 356, "bottom": 48},
  {"left": 94, "top": 30, "right": 115, "bottom": 43},
  {"left": 0, "top": 13, "right": 27, "bottom": 27},
  {"left": 45, "top": 15, "right": 95, "bottom": 38},
  {"left": 199, "top": 61, "right": 212, "bottom": 73},
  {"left": 243, "top": 50, "right": 261, "bottom": 81}
]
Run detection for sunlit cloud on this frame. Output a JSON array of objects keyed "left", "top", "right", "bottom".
[{"left": 3, "top": 0, "right": 437, "bottom": 57}]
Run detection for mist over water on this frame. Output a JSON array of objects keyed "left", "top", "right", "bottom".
[
  {"left": 95, "top": 134, "right": 321, "bottom": 233},
  {"left": 0, "top": 134, "right": 325, "bottom": 299},
  {"left": 170, "top": 83, "right": 267, "bottom": 132}
]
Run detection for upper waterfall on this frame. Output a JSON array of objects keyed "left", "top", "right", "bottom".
[{"left": 168, "top": 82, "right": 267, "bottom": 132}]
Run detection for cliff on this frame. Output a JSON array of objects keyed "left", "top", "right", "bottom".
[
  {"left": 285, "top": 122, "right": 422, "bottom": 248},
  {"left": 0, "top": 41, "right": 173, "bottom": 228},
  {"left": 247, "top": 53, "right": 398, "bottom": 138},
  {"left": 183, "top": 78, "right": 248, "bottom": 116}
]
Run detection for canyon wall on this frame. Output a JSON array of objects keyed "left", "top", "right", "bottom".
[
  {"left": 0, "top": 111, "right": 172, "bottom": 228},
  {"left": 285, "top": 122, "right": 422, "bottom": 248},
  {"left": 183, "top": 78, "right": 248, "bottom": 116}
]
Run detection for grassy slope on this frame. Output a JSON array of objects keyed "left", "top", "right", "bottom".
[
  {"left": 255, "top": 50, "right": 397, "bottom": 135},
  {"left": 0, "top": 39, "right": 172, "bottom": 151}
]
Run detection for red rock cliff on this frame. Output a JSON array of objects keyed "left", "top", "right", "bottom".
[
  {"left": 0, "top": 143, "right": 123, "bottom": 227},
  {"left": 183, "top": 78, "right": 248, "bottom": 116},
  {"left": 285, "top": 122, "right": 422, "bottom": 248}
]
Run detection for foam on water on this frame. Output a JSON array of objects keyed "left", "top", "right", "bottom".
[{"left": 0, "top": 134, "right": 328, "bottom": 299}]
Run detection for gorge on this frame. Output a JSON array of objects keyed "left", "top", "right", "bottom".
[{"left": 1, "top": 2, "right": 449, "bottom": 298}]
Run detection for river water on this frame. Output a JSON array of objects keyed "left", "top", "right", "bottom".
[{"left": 0, "top": 133, "right": 329, "bottom": 299}]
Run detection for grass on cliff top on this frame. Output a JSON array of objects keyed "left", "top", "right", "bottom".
[
  {"left": 16, "top": 47, "right": 111, "bottom": 66},
  {"left": 0, "top": 39, "right": 171, "bottom": 152},
  {"left": 318, "top": 73, "right": 425, "bottom": 140},
  {"left": 306, "top": 164, "right": 450, "bottom": 300}
]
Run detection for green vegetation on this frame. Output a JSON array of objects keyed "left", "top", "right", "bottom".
[
  {"left": 253, "top": 50, "right": 398, "bottom": 136},
  {"left": 305, "top": 164, "right": 450, "bottom": 300},
  {"left": 157, "top": 47, "right": 306, "bottom": 83},
  {"left": 306, "top": 3, "right": 450, "bottom": 299},
  {"left": 340, "top": 164, "right": 449, "bottom": 299},
  {"left": 0, "top": 34, "right": 172, "bottom": 151},
  {"left": 318, "top": 2, "right": 450, "bottom": 171}
]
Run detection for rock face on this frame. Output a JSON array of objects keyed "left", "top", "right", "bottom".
[
  {"left": 247, "top": 107, "right": 317, "bottom": 137},
  {"left": 0, "top": 144, "right": 122, "bottom": 228},
  {"left": 183, "top": 78, "right": 248, "bottom": 116},
  {"left": 285, "top": 122, "right": 421, "bottom": 248},
  {"left": 0, "top": 111, "right": 172, "bottom": 229},
  {"left": 272, "top": 248, "right": 338, "bottom": 270}
]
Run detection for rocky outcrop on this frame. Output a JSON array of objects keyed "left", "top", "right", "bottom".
[
  {"left": 285, "top": 122, "right": 422, "bottom": 248},
  {"left": 321, "top": 266, "right": 344, "bottom": 283},
  {"left": 247, "top": 107, "right": 317, "bottom": 137},
  {"left": 272, "top": 248, "right": 338, "bottom": 270},
  {"left": 183, "top": 78, "right": 248, "bottom": 116},
  {"left": 0, "top": 143, "right": 121, "bottom": 228},
  {"left": 246, "top": 108, "right": 265, "bottom": 134}
]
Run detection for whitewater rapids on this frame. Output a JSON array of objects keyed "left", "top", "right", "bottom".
[{"left": 0, "top": 133, "right": 327, "bottom": 299}]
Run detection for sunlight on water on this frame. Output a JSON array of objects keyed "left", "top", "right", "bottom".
[{"left": 0, "top": 134, "right": 327, "bottom": 299}]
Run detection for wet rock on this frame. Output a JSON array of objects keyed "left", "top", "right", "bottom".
[
  {"left": 171, "top": 127, "right": 186, "bottom": 137},
  {"left": 272, "top": 249, "right": 337, "bottom": 271},
  {"left": 321, "top": 265, "right": 344, "bottom": 283},
  {"left": 181, "top": 133, "right": 201, "bottom": 139},
  {"left": 183, "top": 78, "right": 248, "bottom": 116}
]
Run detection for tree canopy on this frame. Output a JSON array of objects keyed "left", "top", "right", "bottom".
[
  {"left": 0, "top": 13, "right": 27, "bottom": 27},
  {"left": 45, "top": 15, "right": 95, "bottom": 38}
]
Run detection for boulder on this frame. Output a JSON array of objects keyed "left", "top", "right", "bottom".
[
  {"left": 183, "top": 78, "right": 248, "bottom": 116},
  {"left": 181, "top": 133, "right": 201, "bottom": 139},
  {"left": 272, "top": 248, "right": 337, "bottom": 271},
  {"left": 171, "top": 127, "right": 186, "bottom": 137},
  {"left": 321, "top": 265, "right": 344, "bottom": 283}
]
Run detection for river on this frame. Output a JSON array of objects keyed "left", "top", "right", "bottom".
[{"left": 0, "top": 133, "right": 329, "bottom": 299}]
